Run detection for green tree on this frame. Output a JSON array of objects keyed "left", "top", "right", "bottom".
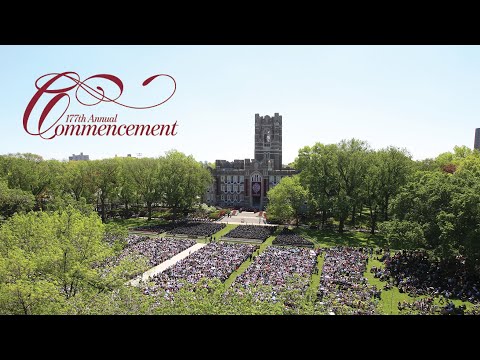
[
  {"left": 391, "top": 162, "right": 480, "bottom": 263},
  {"left": 266, "top": 175, "right": 308, "bottom": 226},
  {"left": 116, "top": 157, "right": 137, "bottom": 218},
  {"left": 159, "top": 150, "right": 212, "bottom": 219},
  {"left": 0, "top": 207, "right": 113, "bottom": 314},
  {"left": 91, "top": 159, "right": 120, "bottom": 222},
  {"left": 335, "top": 139, "right": 369, "bottom": 232},
  {"left": 362, "top": 151, "right": 382, "bottom": 234},
  {"left": 378, "top": 220, "right": 426, "bottom": 249},
  {"left": 376, "top": 147, "right": 413, "bottom": 221},
  {"left": 0, "top": 180, "right": 35, "bottom": 217},
  {"left": 295, "top": 143, "right": 338, "bottom": 229},
  {"left": 62, "top": 160, "right": 96, "bottom": 203},
  {"left": 0, "top": 154, "right": 64, "bottom": 210},
  {"left": 126, "top": 157, "right": 160, "bottom": 220}
]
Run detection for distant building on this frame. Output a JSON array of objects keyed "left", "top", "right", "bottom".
[
  {"left": 475, "top": 128, "right": 480, "bottom": 150},
  {"left": 204, "top": 113, "right": 296, "bottom": 210},
  {"left": 69, "top": 152, "right": 90, "bottom": 161}
]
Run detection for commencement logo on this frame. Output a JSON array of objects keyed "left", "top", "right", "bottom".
[{"left": 23, "top": 72, "right": 178, "bottom": 140}]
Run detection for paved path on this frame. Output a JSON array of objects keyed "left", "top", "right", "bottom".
[
  {"left": 129, "top": 242, "right": 207, "bottom": 286},
  {"left": 217, "top": 211, "right": 275, "bottom": 226}
]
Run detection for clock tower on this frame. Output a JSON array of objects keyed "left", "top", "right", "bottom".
[{"left": 254, "top": 113, "right": 282, "bottom": 170}]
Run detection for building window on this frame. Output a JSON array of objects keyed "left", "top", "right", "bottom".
[
  {"left": 221, "top": 175, "right": 225, "bottom": 182},
  {"left": 240, "top": 194, "right": 244, "bottom": 201},
  {"left": 276, "top": 175, "right": 281, "bottom": 183},
  {"left": 227, "top": 194, "right": 231, "bottom": 201},
  {"left": 240, "top": 175, "right": 244, "bottom": 183},
  {"left": 227, "top": 184, "right": 232, "bottom": 192},
  {"left": 233, "top": 175, "right": 238, "bottom": 183},
  {"left": 252, "top": 174, "right": 261, "bottom": 182},
  {"left": 240, "top": 184, "right": 244, "bottom": 192},
  {"left": 233, "top": 184, "right": 238, "bottom": 192},
  {"left": 221, "top": 184, "right": 225, "bottom": 192},
  {"left": 270, "top": 175, "right": 275, "bottom": 183},
  {"left": 227, "top": 175, "right": 232, "bottom": 183},
  {"left": 221, "top": 194, "right": 225, "bottom": 201},
  {"left": 234, "top": 194, "right": 238, "bottom": 202}
]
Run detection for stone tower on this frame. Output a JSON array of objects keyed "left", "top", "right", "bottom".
[
  {"left": 254, "top": 113, "right": 282, "bottom": 170},
  {"left": 475, "top": 128, "right": 480, "bottom": 150}
]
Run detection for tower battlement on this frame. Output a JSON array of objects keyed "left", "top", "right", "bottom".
[{"left": 255, "top": 113, "right": 282, "bottom": 125}]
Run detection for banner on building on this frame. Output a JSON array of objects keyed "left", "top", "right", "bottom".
[{"left": 252, "top": 182, "right": 261, "bottom": 197}]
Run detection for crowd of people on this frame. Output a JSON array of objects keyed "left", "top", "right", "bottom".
[
  {"left": 224, "top": 225, "right": 277, "bottom": 241},
  {"left": 132, "top": 224, "right": 174, "bottom": 233},
  {"left": 272, "top": 228, "right": 314, "bottom": 247},
  {"left": 318, "top": 247, "right": 379, "bottom": 315},
  {"left": 381, "top": 250, "right": 480, "bottom": 303},
  {"left": 117, "top": 231, "right": 479, "bottom": 313},
  {"left": 233, "top": 246, "right": 318, "bottom": 301},
  {"left": 97, "top": 235, "right": 196, "bottom": 279},
  {"left": 167, "top": 222, "right": 226, "bottom": 237},
  {"left": 144, "top": 242, "right": 257, "bottom": 297},
  {"left": 397, "top": 297, "right": 438, "bottom": 314},
  {"left": 123, "top": 234, "right": 149, "bottom": 247},
  {"left": 398, "top": 297, "right": 468, "bottom": 315},
  {"left": 116, "top": 237, "right": 196, "bottom": 267},
  {"left": 185, "top": 216, "right": 218, "bottom": 222}
]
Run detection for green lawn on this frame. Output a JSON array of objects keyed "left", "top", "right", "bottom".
[
  {"left": 213, "top": 224, "right": 238, "bottom": 239},
  {"left": 108, "top": 217, "right": 169, "bottom": 229},
  {"left": 128, "top": 230, "right": 167, "bottom": 237},
  {"left": 364, "top": 258, "right": 410, "bottom": 315},
  {"left": 308, "top": 252, "right": 325, "bottom": 295},
  {"left": 296, "top": 228, "right": 474, "bottom": 314},
  {"left": 364, "top": 257, "right": 474, "bottom": 314},
  {"left": 295, "top": 227, "right": 386, "bottom": 249},
  {"left": 191, "top": 224, "right": 239, "bottom": 244}
]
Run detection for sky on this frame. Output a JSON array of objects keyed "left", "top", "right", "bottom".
[{"left": 0, "top": 45, "right": 479, "bottom": 164}]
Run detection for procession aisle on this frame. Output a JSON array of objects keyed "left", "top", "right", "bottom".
[{"left": 129, "top": 242, "right": 207, "bottom": 286}]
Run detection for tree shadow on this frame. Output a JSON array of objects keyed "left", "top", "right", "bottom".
[{"left": 294, "top": 228, "right": 386, "bottom": 248}]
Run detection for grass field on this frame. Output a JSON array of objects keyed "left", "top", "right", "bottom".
[
  {"left": 213, "top": 224, "right": 238, "bottom": 239},
  {"left": 296, "top": 228, "right": 475, "bottom": 314},
  {"left": 364, "top": 257, "right": 473, "bottom": 314},
  {"left": 308, "top": 253, "right": 325, "bottom": 295},
  {"left": 108, "top": 217, "right": 169, "bottom": 229},
  {"left": 295, "top": 227, "right": 386, "bottom": 249}
]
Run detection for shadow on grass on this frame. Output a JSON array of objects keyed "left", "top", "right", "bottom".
[
  {"left": 294, "top": 227, "right": 387, "bottom": 249},
  {"left": 108, "top": 218, "right": 170, "bottom": 229}
]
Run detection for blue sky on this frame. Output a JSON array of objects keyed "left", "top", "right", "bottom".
[{"left": 0, "top": 45, "right": 479, "bottom": 164}]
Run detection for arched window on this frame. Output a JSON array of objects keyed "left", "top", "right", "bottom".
[{"left": 251, "top": 173, "right": 261, "bottom": 182}]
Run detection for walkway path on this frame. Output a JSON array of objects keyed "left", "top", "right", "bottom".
[
  {"left": 129, "top": 242, "right": 207, "bottom": 286},
  {"left": 217, "top": 211, "right": 274, "bottom": 226}
]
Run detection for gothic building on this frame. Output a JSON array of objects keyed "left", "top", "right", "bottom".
[{"left": 205, "top": 113, "right": 296, "bottom": 209}]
